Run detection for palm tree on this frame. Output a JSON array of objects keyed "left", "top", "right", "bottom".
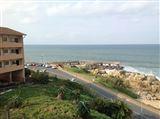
[{"left": 56, "top": 86, "right": 65, "bottom": 100}]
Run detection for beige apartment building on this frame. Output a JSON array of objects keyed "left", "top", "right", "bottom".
[{"left": 0, "top": 27, "right": 26, "bottom": 84}]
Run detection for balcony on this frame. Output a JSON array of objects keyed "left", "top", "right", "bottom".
[
  {"left": 0, "top": 54, "right": 23, "bottom": 61},
  {"left": 0, "top": 65, "right": 24, "bottom": 74},
  {"left": 0, "top": 42, "right": 23, "bottom": 48}
]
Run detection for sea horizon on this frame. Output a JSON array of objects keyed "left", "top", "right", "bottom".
[
  {"left": 24, "top": 44, "right": 160, "bottom": 46},
  {"left": 24, "top": 44, "right": 160, "bottom": 79}
]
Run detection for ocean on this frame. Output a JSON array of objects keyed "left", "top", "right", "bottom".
[{"left": 24, "top": 44, "right": 160, "bottom": 78}]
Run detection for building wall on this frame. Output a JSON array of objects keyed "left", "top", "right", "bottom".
[{"left": 0, "top": 34, "right": 25, "bottom": 83}]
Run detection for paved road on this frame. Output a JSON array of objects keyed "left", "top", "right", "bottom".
[{"left": 30, "top": 67, "right": 160, "bottom": 119}]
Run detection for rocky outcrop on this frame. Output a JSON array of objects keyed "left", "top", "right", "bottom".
[{"left": 91, "top": 69, "right": 160, "bottom": 100}]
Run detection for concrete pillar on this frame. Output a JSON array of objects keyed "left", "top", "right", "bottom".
[
  {"left": 9, "top": 72, "right": 12, "bottom": 83},
  {"left": 9, "top": 60, "right": 12, "bottom": 66},
  {"left": 0, "top": 49, "right": 3, "bottom": 55},
  {"left": 22, "top": 69, "right": 25, "bottom": 82},
  {"left": 2, "top": 61, "right": 4, "bottom": 68}
]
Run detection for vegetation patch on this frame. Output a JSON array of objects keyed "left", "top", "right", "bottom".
[
  {"left": 0, "top": 69, "right": 132, "bottom": 119},
  {"left": 65, "top": 66, "right": 139, "bottom": 99}
]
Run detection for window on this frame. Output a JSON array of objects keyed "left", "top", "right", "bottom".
[
  {"left": 16, "top": 49, "right": 19, "bottom": 54},
  {"left": 16, "top": 60, "right": 19, "bottom": 65},
  {"left": 11, "top": 60, "right": 17, "bottom": 65},
  {"left": 2, "top": 37, "right": 7, "bottom": 42},
  {"left": 3, "top": 49, "right": 8, "bottom": 54},
  {"left": 14, "top": 38, "right": 19, "bottom": 43},
  {"left": 11, "top": 49, "right": 19, "bottom": 54},
  {"left": 4, "top": 61, "right": 9, "bottom": 67},
  {"left": 11, "top": 49, "right": 16, "bottom": 53},
  {"left": 10, "top": 38, "right": 15, "bottom": 42}
]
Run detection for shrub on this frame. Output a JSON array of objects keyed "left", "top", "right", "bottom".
[
  {"left": 6, "top": 93, "right": 23, "bottom": 109},
  {"left": 25, "top": 68, "right": 31, "bottom": 78},
  {"left": 110, "top": 100, "right": 132, "bottom": 119},
  {"left": 77, "top": 101, "right": 90, "bottom": 119},
  {"left": 31, "top": 70, "right": 49, "bottom": 84},
  {"left": 89, "top": 98, "right": 109, "bottom": 114},
  {"left": 71, "top": 89, "right": 80, "bottom": 102},
  {"left": 90, "top": 98, "right": 132, "bottom": 119},
  {"left": 111, "top": 78, "right": 126, "bottom": 88}
]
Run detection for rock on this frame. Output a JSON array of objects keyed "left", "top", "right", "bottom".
[
  {"left": 119, "top": 70, "right": 126, "bottom": 75},
  {"left": 90, "top": 67, "right": 160, "bottom": 101},
  {"left": 147, "top": 75, "right": 156, "bottom": 83},
  {"left": 151, "top": 85, "right": 158, "bottom": 93},
  {"left": 155, "top": 93, "right": 160, "bottom": 100},
  {"left": 146, "top": 94, "right": 152, "bottom": 100}
]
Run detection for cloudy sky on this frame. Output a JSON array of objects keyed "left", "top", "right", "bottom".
[{"left": 0, "top": 0, "right": 159, "bottom": 44}]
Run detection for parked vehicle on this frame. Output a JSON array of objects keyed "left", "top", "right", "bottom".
[
  {"left": 52, "top": 66, "right": 57, "bottom": 69},
  {"left": 31, "top": 63, "right": 36, "bottom": 66},
  {"left": 37, "top": 64, "right": 43, "bottom": 67},
  {"left": 45, "top": 64, "right": 52, "bottom": 68}
]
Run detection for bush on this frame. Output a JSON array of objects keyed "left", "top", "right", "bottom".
[
  {"left": 70, "top": 67, "right": 89, "bottom": 74},
  {"left": 91, "top": 110, "right": 111, "bottom": 119},
  {"left": 111, "top": 78, "right": 125, "bottom": 88},
  {"left": 31, "top": 70, "right": 49, "bottom": 84},
  {"left": 6, "top": 94, "right": 23, "bottom": 109},
  {"left": 89, "top": 98, "right": 109, "bottom": 114},
  {"left": 90, "top": 98, "right": 132, "bottom": 119},
  {"left": 115, "top": 87, "right": 139, "bottom": 99},
  {"left": 110, "top": 100, "right": 132, "bottom": 119},
  {"left": 71, "top": 89, "right": 80, "bottom": 102},
  {"left": 77, "top": 101, "right": 90, "bottom": 119},
  {"left": 25, "top": 68, "right": 31, "bottom": 78}
]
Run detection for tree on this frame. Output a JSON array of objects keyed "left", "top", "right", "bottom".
[{"left": 56, "top": 86, "right": 65, "bottom": 100}]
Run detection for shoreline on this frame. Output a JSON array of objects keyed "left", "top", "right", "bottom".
[
  {"left": 26, "top": 60, "right": 160, "bottom": 80},
  {"left": 123, "top": 65, "right": 160, "bottom": 81}
]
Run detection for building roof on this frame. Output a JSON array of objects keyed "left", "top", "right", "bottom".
[{"left": 0, "top": 27, "right": 26, "bottom": 36}]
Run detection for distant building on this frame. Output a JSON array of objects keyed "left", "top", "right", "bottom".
[{"left": 0, "top": 27, "right": 26, "bottom": 84}]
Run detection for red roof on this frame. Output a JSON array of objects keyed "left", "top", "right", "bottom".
[{"left": 0, "top": 27, "right": 26, "bottom": 36}]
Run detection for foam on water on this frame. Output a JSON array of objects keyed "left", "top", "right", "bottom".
[{"left": 124, "top": 65, "right": 160, "bottom": 80}]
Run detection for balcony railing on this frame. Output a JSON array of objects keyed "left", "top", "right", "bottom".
[
  {"left": 0, "top": 42, "right": 23, "bottom": 48},
  {"left": 0, "top": 54, "right": 23, "bottom": 61},
  {"left": 0, "top": 65, "right": 24, "bottom": 74}
]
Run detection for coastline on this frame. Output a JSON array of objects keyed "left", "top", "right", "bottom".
[
  {"left": 26, "top": 60, "right": 160, "bottom": 80},
  {"left": 123, "top": 65, "right": 160, "bottom": 81}
]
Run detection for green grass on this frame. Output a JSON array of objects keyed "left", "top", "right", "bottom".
[
  {"left": 64, "top": 66, "right": 139, "bottom": 99},
  {"left": 91, "top": 110, "right": 112, "bottom": 119},
  {"left": 9, "top": 97, "right": 77, "bottom": 119},
  {"left": 0, "top": 77, "right": 112, "bottom": 119}
]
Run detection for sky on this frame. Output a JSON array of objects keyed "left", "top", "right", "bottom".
[{"left": 0, "top": 0, "right": 159, "bottom": 45}]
